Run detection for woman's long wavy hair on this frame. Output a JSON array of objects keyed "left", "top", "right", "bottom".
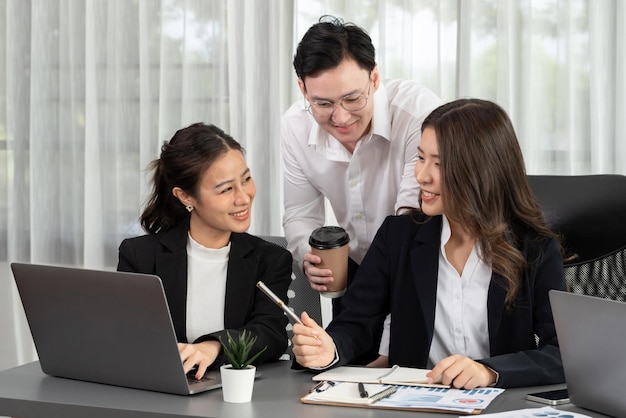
[
  {"left": 415, "top": 99, "right": 559, "bottom": 306},
  {"left": 140, "top": 123, "right": 244, "bottom": 234}
]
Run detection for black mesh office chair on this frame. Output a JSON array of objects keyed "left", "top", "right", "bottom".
[
  {"left": 528, "top": 175, "right": 626, "bottom": 300},
  {"left": 259, "top": 236, "right": 322, "bottom": 359}
]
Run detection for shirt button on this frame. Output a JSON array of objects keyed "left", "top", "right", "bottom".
[
  {"left": 354, "top": 212, "right": 363, "bottom": 219},
  {"left": 350, "top": 180, "right": 358, "bottom": 187}
]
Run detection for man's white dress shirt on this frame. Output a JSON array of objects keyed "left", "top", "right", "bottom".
[{"left": 282, "top": 79, "right": 441, "bottom": 266}]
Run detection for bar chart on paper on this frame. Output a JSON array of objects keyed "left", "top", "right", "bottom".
[{"left": 374, "top": 385, "right": 505, "bottom": 414}]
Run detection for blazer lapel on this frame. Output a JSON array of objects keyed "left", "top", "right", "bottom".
[
  {"left": 410, "top": 216, "right": 442, "bottom": 340},
  {"left": 156, "top": 219, "right": 190, "bottom": 341},
  {"left": 408, "top": 215, "right": 509, "bottom": 356},
  {"left": 224, "top": 233, "right": 255, "bottom": 328},
  {"left": 487, "top": 275, "right": 507, "bottom": 353}
]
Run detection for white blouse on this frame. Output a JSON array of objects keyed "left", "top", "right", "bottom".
[
  {"left": 185, "top": 233, "right": 230, "bottom": 342},
  {"left": 428, "top": 215, "right": 492, "bottom": 368}
]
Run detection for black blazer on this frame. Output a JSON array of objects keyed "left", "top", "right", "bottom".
[
  {"left": 328, "top": 214, "right": 566, "bottom": 388},
  {"left": 117, "top": 217, "right": 293, "bottom": 369}
]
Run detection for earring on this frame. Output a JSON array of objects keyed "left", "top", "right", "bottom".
[{"left": 185, "top": 205, "right": 193, "bottom": 212}]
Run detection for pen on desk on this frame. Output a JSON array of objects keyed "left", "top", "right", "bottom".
[
  {"left": 256, "top": 281, "right": 303, "bottom": 325},
  {"left": 368, "top": 386, "right": 397, "bottom": 404},
  {"left": 358, "top": 382, "right": 368, "bottom": 398}
]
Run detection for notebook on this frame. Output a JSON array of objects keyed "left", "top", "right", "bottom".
[
  {"left": 312, "top": 365, "right": 449, "bottom": 388},
  {"left": 11, "top": 262, "right": 222, "bottom": 395},
  {"left": 549, "top": 290, "right": 626, "bottom": 417}
]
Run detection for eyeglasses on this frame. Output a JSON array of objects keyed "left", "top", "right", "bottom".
[{"left": 306, "top": 78, "right": 371, "bottom": 117}]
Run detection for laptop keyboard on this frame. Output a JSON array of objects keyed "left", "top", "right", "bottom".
[{"left": 186, "top": 370, "right": 215, "bottom": 383}]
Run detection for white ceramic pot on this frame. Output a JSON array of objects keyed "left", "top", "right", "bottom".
[{"left": 220, "top": 364, "right": 256, "bottom": 403}]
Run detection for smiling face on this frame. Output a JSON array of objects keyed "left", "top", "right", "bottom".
[
  {"left": 298, "top": 58, "right": 379, "bottom": 153},
  {"left": 173, "top": 149, "right": 256, "bottom": 248},
  {"left": 415, "top": 127, "right": 444, "bottom": 216}
]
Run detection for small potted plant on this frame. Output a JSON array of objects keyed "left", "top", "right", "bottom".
[{"left": 218, "top": 329, "right": 266, "bottom": 403}]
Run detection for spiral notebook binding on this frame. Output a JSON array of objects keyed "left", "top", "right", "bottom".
[{"left": 368, "top": 386, "right": 397, "bottom": 404}]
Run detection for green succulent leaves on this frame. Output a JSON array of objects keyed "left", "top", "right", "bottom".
[{"left": 219, "top": 329, "right": 267, "bottom": 369}]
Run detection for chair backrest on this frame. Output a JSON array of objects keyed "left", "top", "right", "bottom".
[
  {"left": 528, "top": 175, "right": 626, "bottom": 300},
  {"left": 259, "top": 236, "right": 322, "bottom": 358}
]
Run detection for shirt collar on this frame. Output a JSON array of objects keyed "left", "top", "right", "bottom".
[
  {"left": 440, "top": 214, "right": 452, "bottom": 249},
  {"left": 440, "top": 214, "right": 485, "bottom": 261},
  {"left": 370, "top": 81, "right": 392, "bottom": 141}
]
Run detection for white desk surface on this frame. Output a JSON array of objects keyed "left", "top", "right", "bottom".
[{"left": 0, "top": 360, "right": 610, "bottom": 418}]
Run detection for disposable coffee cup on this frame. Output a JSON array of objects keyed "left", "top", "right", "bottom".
[{"left": 309, "top": 226, "right": 350, "bottom": 298}]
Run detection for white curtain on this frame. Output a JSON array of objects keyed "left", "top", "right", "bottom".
[
  {"left": 0, "top": 0, "right": 296, "bottom": 371},
  {"left": 1, "top": 0, "right": 624, "bottom": 371},
  {"left": 297, "top": 0, "right": 626, "bottom": 174}
]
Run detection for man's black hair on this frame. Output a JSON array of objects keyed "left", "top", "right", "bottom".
[{"left": 293, "top": 15, "right": 376, "bottom": 80}]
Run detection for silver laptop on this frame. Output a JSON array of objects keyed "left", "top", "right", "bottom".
[
  {"left": 11, "top": 262, "right": 222, "bottom": 395},
  {"left": 549, "top": 290, "right": 626, "bottom": 417}
]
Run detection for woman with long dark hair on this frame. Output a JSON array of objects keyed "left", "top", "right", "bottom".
[{"left": 292, "top": 99, "right": 566, "bottom": 389}]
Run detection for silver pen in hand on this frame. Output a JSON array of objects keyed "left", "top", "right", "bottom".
[{"left": 256, "top": 281, "right": 303, "bottom": 324}]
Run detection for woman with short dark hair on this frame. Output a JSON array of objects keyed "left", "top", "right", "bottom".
[{"left": 118, "top": 123, "right": 292, "bottom": 380}]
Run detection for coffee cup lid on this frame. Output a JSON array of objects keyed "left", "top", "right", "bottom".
[{"left": 309, "top": 226, "right": 350, "bottom": 249}]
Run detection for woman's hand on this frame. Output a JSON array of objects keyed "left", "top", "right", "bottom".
[
  {"left": 177, "top": 340, "right": 221, "bottom": 380},
  {"left": 292, "top": 312, "right": 336, "bottom": 368},
  {"left": 427, "top": 354, "right": 497, "bottom": 389}
]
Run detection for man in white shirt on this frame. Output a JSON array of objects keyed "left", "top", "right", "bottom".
[{"left": 282, "top": 16, "right": 441, "bottom": 365}]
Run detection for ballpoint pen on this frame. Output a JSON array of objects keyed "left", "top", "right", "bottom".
[
  {"left": 358, "top": 382, "right": 369, "bottom": 398},
  {"left": 367, "top": 386, "right": 397, "bottom": 404},
  {"left": 256, "top": 281, "right": 303, "bottom": 324}
]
